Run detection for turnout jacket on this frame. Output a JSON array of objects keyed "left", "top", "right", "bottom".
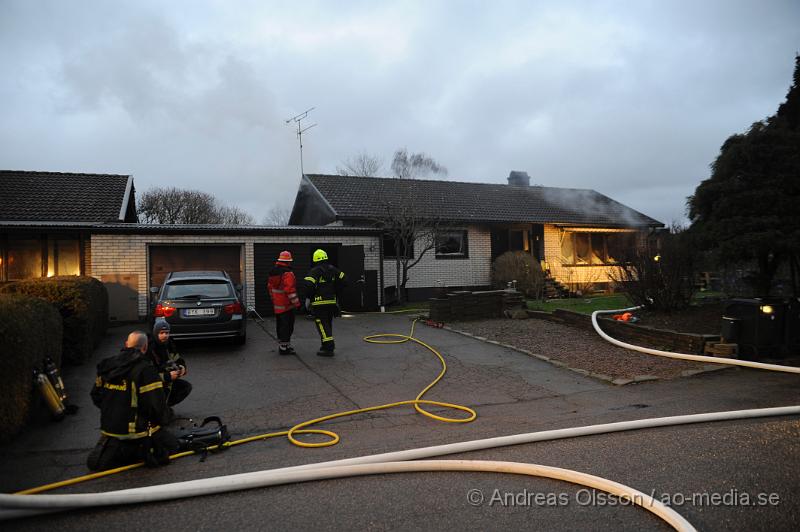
[
  {"left": 267, "top": 262, "right": 301, "bottom": 314},
  {"left": 303, "top": 263, "right": 346, "bottom": 308},
  {"left": 90, "top": 347, "right": 169, "bottom": 439},
  {"left": 146, "top": 335, "right": 186, "bottom": 385}
]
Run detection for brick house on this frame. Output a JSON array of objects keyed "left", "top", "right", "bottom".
[
  {"left": 1, "top": 171, "right": 382, "bottom": 320},
  {"left": 289, "top": 172, "right": 664, "bottom": 300}
]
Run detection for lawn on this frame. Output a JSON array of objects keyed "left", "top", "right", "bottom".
[{"left": 526, "top": 294, "right": 633, "bottom": 315}]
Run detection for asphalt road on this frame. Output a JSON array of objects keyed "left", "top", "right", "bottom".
[{"left": 2, "top": 313, "right": 799, "bottom": 531}]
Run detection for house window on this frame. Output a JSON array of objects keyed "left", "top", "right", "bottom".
[
  {"left": 7, "top": 238, "right": 43, "bottom": 279},
  {"left": 47, "top": 239, "right": 80, "bottom": 276},
  {"left": 560, "top": 232, "right": 636, "bottom": 265},
  {"left": 383, "top": 233, "right": 414, "bottom": 259},
  {"left": 436, "top": 230, "right": 468, "bottom": 259}
]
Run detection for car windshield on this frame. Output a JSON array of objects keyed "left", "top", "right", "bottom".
[{"left": 164, "top": 280, "right": 233, "bottom": 299}]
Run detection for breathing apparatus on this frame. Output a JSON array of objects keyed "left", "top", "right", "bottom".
[
  {"left": 33, "top": 368, "right": 65, "bottom": 421},
  {"left": 43, "top": 357, "right": 67, "bottom": 403}
]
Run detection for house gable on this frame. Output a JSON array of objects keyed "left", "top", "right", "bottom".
[{"left": 288, "top": 174, "right": 338, "bottom": 226}]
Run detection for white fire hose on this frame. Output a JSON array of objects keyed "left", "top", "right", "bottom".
[{"left": 2, "top": 308, "right": 799, "bottom": 530}]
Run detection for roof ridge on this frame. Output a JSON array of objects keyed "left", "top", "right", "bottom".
[
  {"left": 0, "top": 170, "right": 130, "bottom": 178},
  {"left": 305, "top": 173, "right": 598, "bottom": 194}
]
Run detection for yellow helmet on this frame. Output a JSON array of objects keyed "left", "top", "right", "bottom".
[{"left": 313, "top": 249, "right": 328, "bottom": 263}]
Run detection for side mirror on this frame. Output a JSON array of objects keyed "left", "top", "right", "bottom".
[{"left": 149, "top": 287, "right": 159, "bottom": 294}]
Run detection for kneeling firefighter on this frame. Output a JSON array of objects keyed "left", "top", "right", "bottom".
[
  {"left": 303, "top": 249, "right": 347, "bottom": 357},
  {"left": 87, "top": 331, "right": 178, "bottom": 471},
  {"left": 147, "top": 321, "right": 192, "bottom": 407}
]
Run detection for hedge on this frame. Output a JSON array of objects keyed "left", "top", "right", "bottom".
[
  {"left": 0, "top": 276, "right": 108, "bottom": 364},
  {"left": 0, "top": 293, "right": 63, "bottom": 443}
]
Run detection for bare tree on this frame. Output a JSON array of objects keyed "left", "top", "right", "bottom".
[
  {"left": 391, "top": 148, "right": 448, "bottom": 179},
  {"left": 262, "top": 204, "right": 292, "bottom": 226},
  {"left": 137, "top": 187, "right": 254, "bottom": 224},
  {"left": 371, "top": 188, "right": 442, "bottom": 304},
  {"left": 217, "top": 205, "right": 255, "bottom": 225},
  {"left": 336, "top": 152, "right": 384, "bottom": 177}
]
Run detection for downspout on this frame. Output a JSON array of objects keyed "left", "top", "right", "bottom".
[{"left": 378, "top": 233, "right": 384, "bottom": 310}]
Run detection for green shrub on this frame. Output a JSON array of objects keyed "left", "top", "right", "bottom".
[
  {"left": 492, "top": 251, "right": 545, "bottom": 298},
  {"left": 0, "top": 276, "right": 108, "bottom": 364},
  {"left": 0, "top": 294, "right": 63, "bottom": 443}
]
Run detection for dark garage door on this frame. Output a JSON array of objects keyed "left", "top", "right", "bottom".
[
  {"left": 149, "top": 245, "right": 242, "bottom": 290},
  {"left": 254, "top": 243, "right": 377, "bottom": 316}
]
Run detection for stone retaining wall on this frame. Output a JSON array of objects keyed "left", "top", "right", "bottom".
[
  {"left": 528, "top": 308, "right": 720, "bottom": 354},
  {"left": 429, "top": 290, "right": 522, "bottom": 321}
]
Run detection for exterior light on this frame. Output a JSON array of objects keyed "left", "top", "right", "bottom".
[
  {"left": 653, "top": 254, "right": 661, "bottom": 262},
  {"left": 760, "top": 305, "right": 774, "bottom": 315}
]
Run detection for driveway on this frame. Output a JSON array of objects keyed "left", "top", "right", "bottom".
[{"left": 2, "top": 313, "right": 799, "bottom": 531}]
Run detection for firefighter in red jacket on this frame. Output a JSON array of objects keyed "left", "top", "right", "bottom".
[{"left": 267, "top": 250, "right": 301, "bottom": 355}]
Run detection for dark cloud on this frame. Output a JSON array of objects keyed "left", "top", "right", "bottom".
[{"left": 1, "top": 0, "right": 798, "bottom": 225}]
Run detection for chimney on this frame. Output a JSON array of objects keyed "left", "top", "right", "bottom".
[{"left": 507, "top": 171, "right": 530, "bottom": 186}]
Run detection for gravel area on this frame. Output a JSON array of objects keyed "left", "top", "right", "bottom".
[{"left": 448, "top": 318, "right": 711, "bottom": 381}]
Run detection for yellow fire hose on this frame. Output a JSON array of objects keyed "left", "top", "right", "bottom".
[{"left": 14, "top": 318, "right": 476, "bottom": 495}]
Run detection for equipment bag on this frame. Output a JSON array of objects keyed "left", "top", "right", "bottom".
[{"left": 176, "top": 416, "right": 230, "bottom": 455}]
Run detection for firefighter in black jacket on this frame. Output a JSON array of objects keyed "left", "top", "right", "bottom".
[
  {"left": 87, "top": 331, "right": 177, "bottom": 471},
  {"left": 303, "top": 249, "right": 347, "bottom": 356},
  {"left": 147, "top": 321, "right": 192, "bottom": 407}
]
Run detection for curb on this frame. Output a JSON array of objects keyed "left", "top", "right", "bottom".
[{"left": 439, "top": 324, "right": 734, "bottom": 386}]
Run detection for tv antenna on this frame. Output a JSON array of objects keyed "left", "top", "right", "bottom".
[{"left": 285, "top": 107, "right": 316, "bottom": 175}]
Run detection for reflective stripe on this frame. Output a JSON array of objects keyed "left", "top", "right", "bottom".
[
  {"left": 272, "top": 289, "right": 285, "bottom": 293},
  {"left": 315, "top": 319, "right": 333, "bottom": 341},
  {"left": 103, "top": 380, "right": 127, "bottom": 391},
  {"left": 274, "top": 304, "right": 287, "bottom": 310},
  {"left": 102, "top": 425, "right": 161, "bottom": 440},
  {"left": 311, "top": 299, "right": 337, "bottom": 306},
  {"left": 140, "top": 381, "right": 163, "bottom": 393},
  {"left": 304, "top": 276, "right": 317, "bottom": 284},
  {"left": 339, "top": 272, "right": 345, "bottom": 279},
  {"left": 131, "top": 381, "right": 137, "bottom": 408}
]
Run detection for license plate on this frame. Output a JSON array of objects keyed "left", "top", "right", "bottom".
[{"left": 185, "top": 308, "right": 215, "bottom": 316}]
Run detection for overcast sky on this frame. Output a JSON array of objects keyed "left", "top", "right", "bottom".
[{"left": 1, "top": 0, "right": 798, "bottom": 225}]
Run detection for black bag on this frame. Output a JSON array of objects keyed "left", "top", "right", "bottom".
[{"left": 176, "top": 416, "right": 230, "bottom": 454}]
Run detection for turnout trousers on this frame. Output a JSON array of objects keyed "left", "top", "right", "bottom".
[{"left": 312, "top": 304, "right": 337, "bottom": 352}]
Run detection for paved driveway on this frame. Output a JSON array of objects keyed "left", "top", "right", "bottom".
[{"left": 2, "top": 313, "right": 799, "bottom": 530}]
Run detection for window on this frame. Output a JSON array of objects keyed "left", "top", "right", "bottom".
[
  {"left": 165, "top": 281, "right": 234, "bottom": 299},
  {"left": 436, "top": 230, "right": 468, "bottom": 258},
  {"left": 47, "top": 239, "right": 80, "bottom": 276},
  {"left": 7, "top": 238, "right": 42, "bottom": 279},
  {"left": 560, "top": 231, "right": 637, "bottom": 265},
  {"left": 383, "top": 233, "right": 414, "bottom": 259}
]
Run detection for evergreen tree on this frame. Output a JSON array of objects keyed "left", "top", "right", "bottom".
[{"left": 688, "top": 56, "right": 800, "bottom": 295}]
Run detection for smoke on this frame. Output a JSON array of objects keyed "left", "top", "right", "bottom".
[{"left": 540, "top": 186, "right": 657, "bottom": 227}]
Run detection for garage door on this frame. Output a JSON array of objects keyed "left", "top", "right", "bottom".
[
  {"left": 148, "top": 245, "right": 242, "bottom": 290},
  {"left": 254, "top": 243, "right": 377, "bottom": 316}
]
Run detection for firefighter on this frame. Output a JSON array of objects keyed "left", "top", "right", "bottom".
[
  {"left": 267, "top": 250, "right": 302, "bottom": 355},
  {"left": 147, "top": 321, "right": 192, "bottom": 407},
  {"left": 303, "top": 249, "right": 347, "bottom": 357},
  {"left": 87, "top": 331, "right": 177, "bottom": 471}
]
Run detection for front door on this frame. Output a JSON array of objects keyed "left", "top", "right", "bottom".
[{"left": 338, "top": 245, "right": 365, "bottom": 311}]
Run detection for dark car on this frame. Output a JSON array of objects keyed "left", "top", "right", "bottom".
[{"left": 150, "top": 271, "right": 246, "bottom": 344}]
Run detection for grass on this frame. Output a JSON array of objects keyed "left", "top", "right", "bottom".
[
  {"left": 526, "top": 294, "right": 632, "bottom": 315},
  {"left": 526, "top": 290, "right": 728, "bottom": 315}
]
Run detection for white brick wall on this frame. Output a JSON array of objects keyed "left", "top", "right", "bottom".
[
  {"left": 383, "top": 226, "right": 492, "bottom": 289},
  {"left": 91, "top": 233, "right": 381, "bottom": 318}
]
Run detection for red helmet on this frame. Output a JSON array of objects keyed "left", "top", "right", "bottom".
[{"left": 277, "top": 250, "right": 293, "bottom": 262}]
